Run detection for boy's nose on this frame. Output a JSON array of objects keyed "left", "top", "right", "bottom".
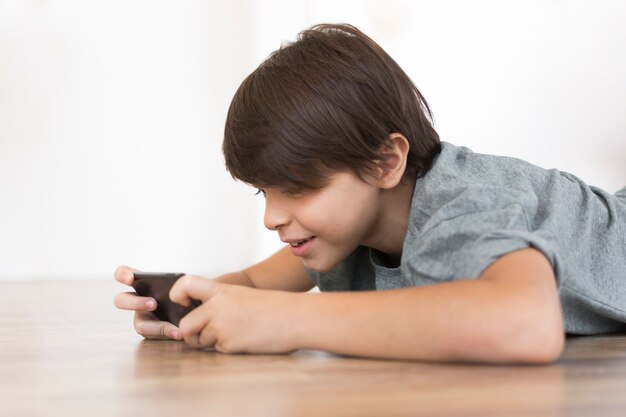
[{"left": 263, "top": 198, "right": 290, "bottom": 231}]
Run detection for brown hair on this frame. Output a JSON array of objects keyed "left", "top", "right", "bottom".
[{"left": 222, "top": 23, "right": 441, "bottom": 191}]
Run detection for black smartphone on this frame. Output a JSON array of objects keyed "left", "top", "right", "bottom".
[{"left": 131, "top": 272, "right": 202, "bottom": 327}]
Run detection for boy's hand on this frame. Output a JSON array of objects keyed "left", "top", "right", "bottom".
[
  {"left": 113, "top": 265, "right": 183, "bottom": 341},
  {"left": 170, "top": 275, "right": 299, "bottom": 354}
]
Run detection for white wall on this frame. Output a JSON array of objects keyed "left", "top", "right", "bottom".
[
  {"left": 0, "top": 0, "right": 260, "bottom": 280},
  {"left": 1, "top": 1, "right": 625, "bottom": 281}
]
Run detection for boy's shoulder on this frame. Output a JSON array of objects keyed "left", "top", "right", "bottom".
[
  {"left": 431, "top": 141, "right": 543, "bottom": 181},
  {"left": 411, "top": 141, "right": 542, "bottom": 230}
]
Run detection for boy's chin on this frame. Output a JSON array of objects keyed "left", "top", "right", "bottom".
[{"left": 301, "top": 258, "right": 337, "bottom": 273}]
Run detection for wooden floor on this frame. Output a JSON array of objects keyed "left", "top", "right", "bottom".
[{"left": 2, "top": 280, "right": 626, "bottom": 417}]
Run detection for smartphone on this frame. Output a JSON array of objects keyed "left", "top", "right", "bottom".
[{"left": 131, "top": 272, "right": 202, "bottom": 327}]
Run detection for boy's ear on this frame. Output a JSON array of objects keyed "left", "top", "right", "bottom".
[{"left": 374, "top": 133, "right": 410, "bottom": 189}]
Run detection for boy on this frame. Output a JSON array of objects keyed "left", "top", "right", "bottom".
[{"left": 114, "top": 23, "right": 626, "bottom": 364}]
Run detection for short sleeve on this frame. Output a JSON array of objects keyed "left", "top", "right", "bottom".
[{"left": 402, "top": 201, "right": 560, "bottom": 285}]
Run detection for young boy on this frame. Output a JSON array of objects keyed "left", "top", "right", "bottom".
[{"left": 114, "top": 23, "right": 626, "bottom": 364}]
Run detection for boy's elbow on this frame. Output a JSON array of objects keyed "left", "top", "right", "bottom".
[
  {"left": 509, "top": 328, "right": 564, "bottom": 365},
  {"left": 476, "top": 246, "right": 566, "bottom": 364},
  {"left": 504, "top": 305, "right": 565, "bottom": 365}
]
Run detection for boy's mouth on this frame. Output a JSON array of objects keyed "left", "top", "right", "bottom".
[{"left": 288, "top": 237, "right": 315, "bottom": 247}]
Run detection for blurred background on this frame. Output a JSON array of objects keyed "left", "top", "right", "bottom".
[{"left": 1, "top": 0, "right": 625, "bottom": 281}]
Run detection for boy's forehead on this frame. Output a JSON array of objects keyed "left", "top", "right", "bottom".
[{"left": 247, "top": 169, "right": 362, "bottom": 191}]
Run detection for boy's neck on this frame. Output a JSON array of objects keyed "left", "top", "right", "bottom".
[{"left": 363, "top": 175, "right": 417, "bottom": 268}]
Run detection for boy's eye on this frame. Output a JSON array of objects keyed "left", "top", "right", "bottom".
[
  {"left": 283, "top": 188, "right": 305, "bottom": 197},
  {"left": 253, "top": 187, "right": 306, "bottom": 198}
]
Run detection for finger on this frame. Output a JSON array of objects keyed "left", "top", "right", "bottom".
[
  {"left": 114, "top": 265, "right": 142, "bottom": 286},
  {"left": 198, "top": 325, "right": 217, "bottom": 349},
  {"left": 134, "top": 311, "right": 182, "bottom": 340},
  {"left": 170, "top": 275, "right": 219, "bottom": 306},
  {"left": 114, "top": 292, "right": 157, "bottom": 311},
  {"left": 178, "top": 307, "right": 211, "bottom": 347}
]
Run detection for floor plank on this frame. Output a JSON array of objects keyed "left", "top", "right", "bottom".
[{"left": 1, "top": 280, "right": 626, "bottom": 417}]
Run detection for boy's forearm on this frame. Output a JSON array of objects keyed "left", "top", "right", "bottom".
[
  {"left": 289, "top": 279, "right": 561, "bottom": 364},
  {"left": 213, "top": 271, "right": 256, "bottom": 288}
]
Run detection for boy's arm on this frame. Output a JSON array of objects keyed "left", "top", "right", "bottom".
[
  {"left": 289, "top": 248, "right": 565, "bottom": 364},
  {"left": 214, "top": 245, "right": 315, "bottom": 292}
]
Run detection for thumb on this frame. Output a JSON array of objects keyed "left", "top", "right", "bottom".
[{"left": 169, "top": 275, "right": 219, "bottom": 306}]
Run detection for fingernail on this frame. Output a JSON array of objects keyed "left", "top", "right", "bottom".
[
  {"left": 123, "top": 271, "right": 133, "bottom": 282},
  {"left": 145, "top": 299, "right": 156, "bottom": 309},
  {"left": 171, "top": 330, "right": 180, "bottom": 340}
]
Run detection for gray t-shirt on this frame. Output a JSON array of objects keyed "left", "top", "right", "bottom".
[{"left": 305, "top": 141, "right": 626, "bottom": 335}]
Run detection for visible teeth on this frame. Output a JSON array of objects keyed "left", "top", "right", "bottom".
[{"left": 289, "top": 238, "right": 310, "bottom": 247}]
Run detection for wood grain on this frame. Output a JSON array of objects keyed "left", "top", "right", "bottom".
[{"left": 1, "top": 280, "right": 625, "bottom": 417}]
